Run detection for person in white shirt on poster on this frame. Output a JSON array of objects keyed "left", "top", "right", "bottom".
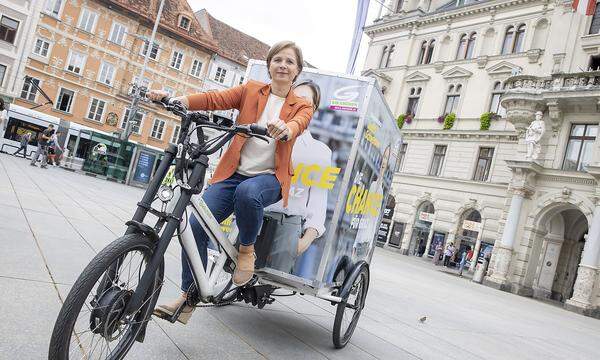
[{"left": 264, "top": 80, "right": 331, "bottom": 277}]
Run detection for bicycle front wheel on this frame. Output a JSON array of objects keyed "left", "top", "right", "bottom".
[{"left": 49, "top": 234, "right": 164, "bottom": 360}]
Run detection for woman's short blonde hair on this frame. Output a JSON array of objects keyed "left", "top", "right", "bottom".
[{"left": 266, "top": 41, "right": 304, "bottom": 81}]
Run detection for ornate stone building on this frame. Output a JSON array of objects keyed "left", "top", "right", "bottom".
[{"left": 363, "top": 0, "right": 600, "bottom": 317}]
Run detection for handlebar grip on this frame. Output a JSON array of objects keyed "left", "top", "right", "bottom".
[
  {"left": 249, "top": 124, "right": 288, "bottom": 141},
  {"left": 249, "top": 124, "right": 268, "bottom": 136}
]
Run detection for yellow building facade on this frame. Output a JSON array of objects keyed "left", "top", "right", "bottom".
[{"left": 15, "top": 0, "right": 217, "bottom": 150}]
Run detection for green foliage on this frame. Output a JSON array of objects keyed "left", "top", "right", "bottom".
[
  {"left": 396, "top": 114, "right": 405, "bottom": 129},
  {"left": 443, "top": 113, "right": 456, "bottom": 130},
  {"left": 480, "top": 112, "right": 493, "bottom": 130}
]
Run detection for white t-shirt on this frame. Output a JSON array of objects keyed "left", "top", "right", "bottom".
[
  {"left": 265, "top": 131, "right": 331, "bottom": 237},
  {"left": 237, "top": 93, "right": 284, "bottom": 176}
]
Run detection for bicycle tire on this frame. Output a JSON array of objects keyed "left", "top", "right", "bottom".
[
  {"left": 332, "top": 265, "right": 369, "bottom": 349},
  {"left": 49, "top": 234, "right": 164, "bottom": 360}
]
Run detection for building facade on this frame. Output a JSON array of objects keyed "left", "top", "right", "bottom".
[
  {"left": 364, "top": 0, "right": 600, "bottom": 317},
  {"left": 0, "top": 0, "right": 44, "bottom": 102},
  {"left": 195, "top": 9, "right": 269, "bottom": 120},
  {"left": 11, "top": 0, "right": 217, "bottom": 154}
]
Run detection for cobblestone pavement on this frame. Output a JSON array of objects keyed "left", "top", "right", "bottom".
[{"left": 1, "top": 153, "right": 599, "bottom": 359}]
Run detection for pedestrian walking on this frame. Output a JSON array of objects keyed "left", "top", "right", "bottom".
[
  {"left": 47, "top": 131, "right": 63, "bottom": 166},
  {"left": 13, "top": 132, "right": 32, "bottom": 157},
  {"left": 458, "top": 245, "right": 471, "bottom": 277},
  {"left": 443, "top": 242, "right": 455, "bottom": 267},
  {"left": 433, "top": 243, "right": 443, "bottom": 265},
  {"left": 417, "top": 238, "right": 426, "bottom": 257},
  {"left": 30, "top": 124, "right": 54, "bottom": 169}
]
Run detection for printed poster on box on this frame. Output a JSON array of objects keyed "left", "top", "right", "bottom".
[{"left": 245, "top": 62, "right": 400, "bottom": 287}]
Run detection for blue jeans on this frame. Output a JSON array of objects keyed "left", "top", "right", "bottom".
[{"left": 181, "top": 173, "right": 282, "bottom": 292}]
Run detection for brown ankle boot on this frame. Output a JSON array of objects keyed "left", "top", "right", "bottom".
[
  {"left": 233, "top": 244, "right": 255, "bottom": 286},
  {"left": 153, "top": 293, "right": 195, "bottom": 324}
]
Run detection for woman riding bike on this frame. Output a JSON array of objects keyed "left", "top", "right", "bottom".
[{"left": 147, "top": 41, "right": 313, "bottom": 324}]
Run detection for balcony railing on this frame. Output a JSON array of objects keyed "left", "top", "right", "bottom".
[{"left": 504, "top": 71, "right": 600, "bottom": 93}]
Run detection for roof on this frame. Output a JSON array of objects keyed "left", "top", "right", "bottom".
[
  {"left": 195, "top": 9, "right": 270, "bottom": 66},
  {"left": 105, "top": 0, "right": 218, "bottom": 53}
]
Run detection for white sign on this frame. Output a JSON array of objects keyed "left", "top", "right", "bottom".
[
  {"left": 419, "top": 212, "right": 434, "bottom": 222},
  {"left": 462, "top": 220, "right": 481, "bottom": 232}
]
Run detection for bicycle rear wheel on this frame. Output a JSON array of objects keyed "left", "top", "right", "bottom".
[
  {"left": 49, "top": 234, "right": 164, "bottom": 360},
  {"left": 332, "top": 265, "right": 369, "bottom": 349}
]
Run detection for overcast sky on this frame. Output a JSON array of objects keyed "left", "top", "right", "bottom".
[{"left": 189, "top": 0, "right": 385, "bottom": 74}]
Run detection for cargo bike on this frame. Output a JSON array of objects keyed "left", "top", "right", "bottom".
[{"left": 48, "top": 65, "right": 401, "bottom": 359}]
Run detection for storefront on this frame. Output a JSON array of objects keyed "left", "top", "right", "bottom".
[
  {"left": 376, "top": 195, "right": 395, "bottom": 247},
  {"left": 388, "top": 221, "right": 405, "bottom": 247},
  {"left": 409, "top": 201, "right": 435, "bottom": 256}
]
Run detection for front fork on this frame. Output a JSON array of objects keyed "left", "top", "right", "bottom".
[{"left": 123, "top": 147, "right": 209, "bottom": 317}]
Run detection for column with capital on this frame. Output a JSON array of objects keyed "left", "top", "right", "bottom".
[
  {"left": 486, "top": 160, "right": 540, "bottom": 288},
  {"left": 566, "top": 166, "right": 600, "bottom": 313}
]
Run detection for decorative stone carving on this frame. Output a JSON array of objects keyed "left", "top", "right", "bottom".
[
  {"left": 527, "top": 49, "right": 542, "bottom": 63},
  {"left": 567, "top": 265, "right": 597, "bottom": 308},
  {"left": 552, "top": 53, "right": 565, "bottom": 74},
  {"left": 433, "top": 61, "right": 444, "bottom": 73},
  {"left": 525, "top": 111, "right": 546, "bottom": 160},
  {"left": 476, "top": 55, "right": 488, "bottom": 69},
  {"left": 546, "top": 100, "right": 563, "bottom": 133},
  {"left": 490, "top": 246, "right": 512, "bottom": 282}
]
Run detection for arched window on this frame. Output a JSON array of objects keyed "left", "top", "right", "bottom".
[
  {"left": 379, "top": 46, "right": 388, "bottom": 68},
  {"left": 456, "top": 34, "right": 467, "bottom": 60},
  {"left": 406, "top": 87, "right": 421, "bottom": 116},
  {"left": 385, "top": 44, "right": 395, "bottom": 67},
  {"left": 501, "top": 26, "right": 515, "bottom": 55},
  {"left": 444, "top": 84, "right": 462, "bottom": 115},
  {"left": 417, "top": 40, "right": 427, "bottom": 64},
  {"left": 465, "top": 32, "right": 476, "bottom": 59},
  {"left": 514, "top": 24, "right": 526, "bottom": 53},
  {"left": 424, "top": 39, "right": 435, "bottom": 64},
  {"left": 489, "top": 81, "right": 506, "bottom": 117}
]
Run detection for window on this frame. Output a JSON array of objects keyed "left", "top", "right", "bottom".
[
  {"left": 20, "top": 77, "right": 40, "bottom": 101},
  {"left": 66, "top": 51, "right": 86, "bottom": 74},
  {"left": 33, "top": 38, "right": 51, "bottom": 57},
  {"left": 215, "top": 67, "right": 227, "bottom": 83},
  {"left": 97, "top": 61, "right": 115, "bottom": 86},
  {"left": 424, "top": 40, "right": 435, "bottom": 64},
  {"left": 406, "top": 87, "right": 421, "bottom": 116},
  {"left": 397, "top": 143, "right": 408, "bottom": 171},
  {"left": 0, "top": 64, "right": 5, "bottom": 86},
  {"left": 591, "top": 2, "right": 600, "bottom": 34},
  {"left": 444, "top": 84, "right": 462, "bottom": 115},
  {"left": 77, "top": 8, "right": 98, "bottom": 33},
  {"left": 429, "top": 145, "right": 447, "bottom": 176},
  {"left": 417, "top": 41, "right": 427, "bottom": 65},
  {"left": 502, "top": 24, "right": 526, "bottom": 54},
  {"left": 151, "top": 118, "right": 166, "bottom": 139},
  {"left": 396, "top": 0, "right": 404, "bottom": 11},
  {"left": 109, "top": 22, "right": 127, "bottom": 46},
  {"left": 562, "top": 124, "right": 598, "bottom": 172},
  {"left": 163, "top": 86, "right": 175, "bottom": 97},
  {"left": 0, "top": 16, "right": 19, "bottom": 44},
  {"left": 56, "top": 88, "right": 75, "bottom": 112},
  {"left": 179, "top": 16, "right": 191, "bottom": 30},
  {"left": 473, "top": 147, "right": 494, "bottom": 181},
  {"left": 170, "top": 50, "right": 184, "bottom": 70},
  {"left": 190, "top": 59, "right": 203, "bottom": 77},
  {"left": 489, "top": 81, "right": 506, "bottom": 117},
  {"left": 121, "top": 108, "right": 144, "bottom": 134},
  {"left": 456, "top": 33, "right": 476, "bottom": 60},
  {"left": 45, "top": 0, "right": 64, "bottom": 17},
  {"left": 171, "top": 124, "right": 181, "bottom": 143},
  {"left": 589, "top": 55, "right": 600, "bottom": 71},
  {"left": 141, "top": 39, "right": 160, "bottom": 60},
  {"left": 379, "top": 44, "right": 395, "bottom": 68},
  {"left": 87, "top": 98, "right": 106, "bottom": 122}
]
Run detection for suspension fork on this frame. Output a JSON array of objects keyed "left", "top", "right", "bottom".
[{"left": 125, "top": 156, "right": 208, "bottom": 315}]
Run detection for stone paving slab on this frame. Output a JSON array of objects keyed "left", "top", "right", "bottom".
[{"left": 2, "top": 153, "right": 600, "bottom": 359}]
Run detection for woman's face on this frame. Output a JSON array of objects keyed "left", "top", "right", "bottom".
[
  {"left": 269, "top": 47, "right": 299, "bottom": 85},
  {"left": 293, "top": 85, "right": 315, "bottom": 107}
]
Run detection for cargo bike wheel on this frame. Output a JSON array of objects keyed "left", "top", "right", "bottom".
[{"left": 332, "top": 261, "right": 369, "bottom": 349}]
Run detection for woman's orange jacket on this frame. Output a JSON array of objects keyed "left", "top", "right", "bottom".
[{"left": 186, "top": 80, "right": 313, "bottom": 207}]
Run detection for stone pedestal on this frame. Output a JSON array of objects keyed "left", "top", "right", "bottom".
[{"left": 566, "top": 265, "right": 599, "bottom": 310}]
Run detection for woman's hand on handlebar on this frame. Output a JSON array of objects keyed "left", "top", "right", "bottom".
[
  {"left": 266, "top": 118, "right": 291, "bottom": 141},
  {"left": 146, "top": 89, "right": 190, "bottom": 108}
]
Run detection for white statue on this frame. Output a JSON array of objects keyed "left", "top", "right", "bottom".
[{"left": 525, "top": 111, "right": 545, "bottom": 160}]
